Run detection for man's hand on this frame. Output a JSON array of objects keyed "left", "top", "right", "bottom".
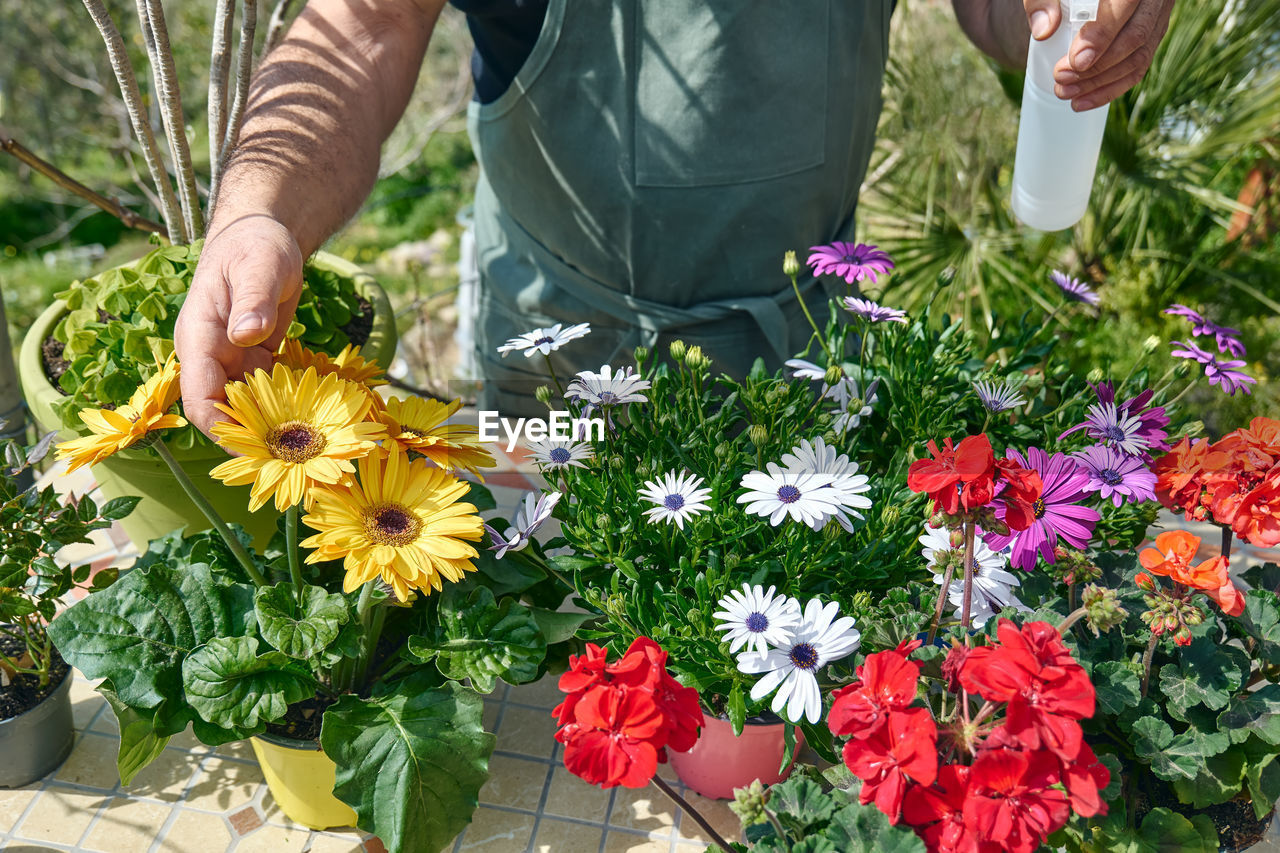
[
  {"left": 1025, "top": 0, "right": 1175, "bottom": 111},
  {"left": 174, "top": 216, "right": 303, "bottom": 437}
]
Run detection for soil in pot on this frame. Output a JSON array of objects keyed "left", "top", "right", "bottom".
[
  {"left": 0, "top": 635, "right": 70, "bottom": 721},
  {"left": 1139, "top": 785, "right": 1273, "bottom": 851},
  {"left": 264, "top": 694, "right": 338, "bottom": 744}
]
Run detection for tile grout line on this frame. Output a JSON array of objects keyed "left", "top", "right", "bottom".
[
  {"left": 523, "top": 739, "right": 561, "bottom": 853},
  {"left": 595, "top": 786, "right": 618, "bottom": 853}
]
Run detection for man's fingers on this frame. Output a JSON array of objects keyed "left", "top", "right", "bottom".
[
  {"left": 1054, "top": 48, "right": 1149, "bottom": 106},
  {"left": 1024, "top": 0, "right": 1062, "bottom": 40},
  {"left": 1065, "top": 0, "right": 1166, "bottom": 78},
  {"left": 226, "top": 248, "right": 303, "bottom": 348}
]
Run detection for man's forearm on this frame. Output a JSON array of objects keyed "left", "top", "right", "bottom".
[
  {"left": 212, "top": 0, "right": 446, "bottom": 256},
  {"left": 953, "top": 0, "right": 1035, "bottom": 70}
]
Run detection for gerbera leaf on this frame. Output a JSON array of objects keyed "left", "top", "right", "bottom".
[
  {"left": 254, "top": 583, "right": 352, "bottom": 660},
  {"left": 181, "top": 636, "right": 316, "bottom": 730},
  {"left": 528, "top": 607, "right": 593, "bottom": 646},
  {"left": 408, "top": 587, "right": 546, "bottom": 694},
  {"left": 321, "top": 675, "right": 493, "bottom": 853},
  {"left": 465, "top": 482, "right": 496, "bottom": 513}
]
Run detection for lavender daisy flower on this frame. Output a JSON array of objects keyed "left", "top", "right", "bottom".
[
  {"left": 1165, "top": 305, "right": 1246, "bottom": 358},
  {"left": 983, "top": 447, "right": 1100, "bottom": 570},
  {"left": 974, "top": 379, "right": 1026, "bottom": 414},
  {"left": 565, "top": 364, "right": 651, "bottom": 412},
  {"left": 484, "top": 491, "right": 561, "bottom": 559},
  {"left": 1050, "top": 270, "right": 1100, "bottom": 306},
  {"left": 1072, "top": 444, "right": 1158, "bottom": 507},
  {"left": 1060, "top": 382, "right": 1169, "bottom": 456},
  {"left": 806, "top": 241, "right": 895, "bottom": 285},
  {"left": 1171, "top": 340, "right": 1257, "bottom": 396},
  {"left": 843, "top": 297, "right": 908, "bottom": 324}
]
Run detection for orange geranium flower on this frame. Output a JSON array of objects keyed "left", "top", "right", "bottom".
[
  {"left": 1228, "top": 474, "right": 1280, "bottom": 548},
  {"left": 1138, "top": 530, "right": 1244, "bottom": 616},
  {"left": 1236, "top": 417, "right": 1280, "bottom": 458}
]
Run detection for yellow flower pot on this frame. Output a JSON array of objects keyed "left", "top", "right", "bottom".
[{"left": 250, "top": 734, "right": 358, "bottom": 830}]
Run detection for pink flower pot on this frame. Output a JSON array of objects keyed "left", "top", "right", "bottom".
[{"left": 668, "top": 715, "right": 803, "bottom": 800}]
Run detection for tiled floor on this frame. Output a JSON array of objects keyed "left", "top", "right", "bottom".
[{"left": 3, "top": 434, "right": 736, "bottom": 853}]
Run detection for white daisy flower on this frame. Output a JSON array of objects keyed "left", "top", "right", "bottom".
[
  {"left": 484, "top": 491, "right": 561, "bottom": 559},
  {"left": 638, "top": 469, "right": 713, "bottom": 530},
  {"left": 737, "top": 598, "right": 861, "bottom": 724},
  {"left": 780, "top": 437, "right": 872, "bottom": 532},
  {"left": 973, "top": 379, "right": 1026, "bottom": 414},
  {"left": 831, "top": 378, "right": 879, "bottom": 435},
  {"left": 737, "top": 463, "right": 846, "bottom": 528},
  {"left": 712, "top": 584, "right": 800, "bottom": 656},
  {"left": 919, "top": 525, "right": 1029, "bottom": 627},
  {"left": 565, "top": 364, "right": 651, "bottom": 411},
  {"left": 527, "top": 439, "right": 593, "bottom": 470},
  {"left": 497, "top": 322, "right": 591, "bottom": 358},
  {"left": 785, "top": 359, "right": 852, "bottom": 409}
]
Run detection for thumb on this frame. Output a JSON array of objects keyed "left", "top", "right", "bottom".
[
  {"left": 226, "top": 242, "right": 303, "bottom": 348},
  {"left": 1024, "top": 0, "right": 1062, "bottom": 40}
]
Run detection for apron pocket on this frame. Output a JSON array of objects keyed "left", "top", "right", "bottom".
[{"left": 633, "top": 0, "right": 831, "bottom": 188}]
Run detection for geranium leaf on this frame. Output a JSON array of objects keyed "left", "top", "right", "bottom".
[
  {"left": 182, "top": 636, "right": 315, "bottom": 730},
  {"left": 1093, "top": 661, "right": 1142, "bottom": 715},
  {"left": 254, "top": 583, "right": 350, "bottom": 660},
  {"left": 1136, "top": 807, "right": 1218, "bottom": 852},
  {"left": 825, "top": 800, "right": 927, "bottom": 853},
  {"left": 1171, "top": 746, "right": 1245, "bottom": 808},
  {"left": 1219, "top": 685, "right": 1280, "bottom": 746},
  {"left": 410, "top": 587, "right": 545, "bottom": 694},
  {"left": 321, "top": 675, "right": 493, "bottom": 853},
  {"left": 1244, "top": 743, "right": 1280, "bottom": 820},
  {"left": 1160, "top": 640, "right": 1247, "bottom": 720},
  {"left": 768, "top": 776, "right": 836, "bottom": 833},
  {"left": 48, "top": 562, "right": 256, "bottom": 708}
]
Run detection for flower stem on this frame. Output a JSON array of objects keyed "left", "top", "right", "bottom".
[
  {"left": 152, "top": 439, "right": 267, "bottom": 586},
  {"left": 1057, "top": 606, "right": 1089, "bottom": 635},
  {"left": 1140, "top": 632, "right": 1160, "bottom": 697},
  {"left": 543, "top": 353, "right": 566, "bottom": 400},
  {"left": 791, "top": 273, "right": 832, "bottom": 361},
  {"left": 1221, "top": 525, "right": 1234, "bottom": 564},
  {"left": 959, "top": 522, "right": 976, "bottom": 637},
  {"left": 286, "top": 504, "right": 303, "bottom": 603},
  {"left": 927, "top": 551, "right": 957, "bottom": 647},
  {"left": 650, "top": 775, "right": 733, "bottom": 852}
]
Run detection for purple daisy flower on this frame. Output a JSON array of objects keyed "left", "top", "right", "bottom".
[
  {"left": 1050, "top": 270, "right": 1100, "bottom": 306},
  {"left": 807, "top": 241, "right": 895, "bottom": 285},
  {"left": 983, "top": 447, "right": 1100, "bottom": 570},
  {"left": 1072, "top": 444, "right": 1157, "bottom": 507},
  {"left": 843, "top": 297, "right": 908, "bottom": 324},
  {"left": 974, "top": 379, "right": 1026, "bottom": 414},
  {"left": 1059, "top": 381, "right": 1170, "bottom": 457},
  {"left": 1164, "top": 304, "right": 1246, "bottom": 358},
  {"left": 1171, "top": 340, "right": 1257, "bottom": 396}
]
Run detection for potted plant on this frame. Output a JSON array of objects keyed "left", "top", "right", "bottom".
[
  {"left": 7, "top": 0, "right": 398, "bottom": 549},
  {"left": 45, "top": 346, "right": 584, "bottom": 851},
  {"left": 0, "top": 432, "right": 137, "bottom": 787}
]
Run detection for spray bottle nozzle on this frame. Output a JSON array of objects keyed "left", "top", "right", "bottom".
[{"left": 1066, "top": 0, "right": 1100, "bottom": 23}]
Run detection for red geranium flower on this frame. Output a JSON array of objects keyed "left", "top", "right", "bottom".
[
  {"left": 606, "top": 637, "right": 704, "bottom": 751},
  {"left": 1061, "top": 740, "right": 1111, "bottom": 818},
  {"left": 994, "top": 459, "right": 1043, "bottom": 533},
  {"left": 558, "top": 684, "right": 665, "bottom": 788},
  {"left": 963, "top": 748, "right": 1070, "bottom": 853},
  {"left": 901, "top": 765, "right": 1002, "bottom": 853},
  {"left": 553, "top": 643, "right": 611, "bottom": 725},
  {"left": 908, "top": 435, "right": 996, "bottom": 515},
  {"left": 842, "top": 707, "right": 939, "bottom": 823},
  {"left": 829, "top": 647, "right": 923, "bottom": 739}
]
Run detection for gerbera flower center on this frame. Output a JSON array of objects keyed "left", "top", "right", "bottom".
[
  {"left": 1032, "top": 498, "right": 1047, "bottom": 519},
  {"left": 266, "top": 422, "right": 327, "bottom": 463},
  {"left": 549, "top": 447, "right": 572, "bottom": 464},
  {"left": 777, "top": 485, "right": 801, "bottom": 504},
  {"left": 745, "top": 612, "right": 769, "bottom": 633},
  {"left": 789, "top": 642, "right": 819, "bottom": 671},
  {"left": 363, "top": 503, "right": 423, "bottom": 547},
  {"left": 663, "top": 493, "right": 686, "bottom": 511},
  {"left": 1100, "top": 468, "right": 1124, "bottom": 486}
]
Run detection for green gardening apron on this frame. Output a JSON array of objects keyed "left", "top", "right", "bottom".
[{"left": 468, "top": 0, "right": 894, "bottom": 416}]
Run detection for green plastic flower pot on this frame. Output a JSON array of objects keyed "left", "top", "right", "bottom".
[{"left": 18, "top": 251, "right": 397, "bottom": 552}]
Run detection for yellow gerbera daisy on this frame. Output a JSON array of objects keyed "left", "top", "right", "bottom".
[
  {"left": 275, "top": 338, "right": 387, "bottom": 387},
  {"left": 301, "top": 448, "right": 483, "bottom": 601},
  {"left": 56, "top": 354, "right": 186, "bottom": 473},
  {"left": 381, "top": 396, "right": 496, "bottom": 477},
  {"left": 210, "top": 364, "right": 387, "bottom": 512}
]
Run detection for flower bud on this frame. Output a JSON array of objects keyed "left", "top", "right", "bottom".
[
  {"left": 535, "top": 385, "right": 553, "bottom": 405},
  {"left": 714, "top": 442, "right": 733, "bottom": 461},
  {"left": 881, "top": 506, "right": 901, "bottom": 528},
  {"left": 1175, "top": 625, "right": 1193, "bottom": 646},
  {"left": 1184, "top": 606, "right": 1204, "bottom": 627},
  {"left": 609, "top": 456, "right": 625, "bottom": 473},
  {"left": 686, "top": 346, "right": 710, "bottom": 370},
  {"left": 669, "top": 340, "right": 687, "bottom": 362},
  {"left": 847, "top": 398, "right": 864, "bottom": 412},
  {"left": 1081, "top": 584, "right": 1127, "bottom": 635},
  {"left": 636, "top": 464, "right": 652, "bottom": 480},
  {"left": 1134, "top": 572, "right": 1156, "bottom": 592},
  {"left": 937, "top": 267, "right": 956, "bottom": 288},
  {"left": 724, "top": 552, "right": 741, "bottom": 572},
  {"left": 633, "top": 345, "right": 649, "bottom": 364},
  {"left": 984, "top": 517, "right": 1011, "bottom": 537},
  {"left": 1142, "top": 335, "right": 1162, "bottom": 354},
  {"left": 730, "top": 779, "right": 769, "bottom": 826},
  {"left": 824, "top": 365, "right": 845, "bottom": 386},
  {"left": 606, "top": 594, "right": 628, "bottom": 617},
  {"left": 928, "top": 511, "right": 948, "bottom": 527},
  {"left": 595, "top": 514, "right": 611, "bottom": 530},
  {"left": 823, "top": 519, "right": 844, "bottom": 540},
  {"left": 949, "top": 528, "right": 965, "bottom": 549},
  {"left": 765, "top": 386, "right": 783, "bottom": 405},
  {"left": 783, "top": 251, "right": 801, "bottom": 278},
  {"left": 1086, "top": 367, "right": 1106, "bottom": 385},
  {"left": 748, "top": 424, "right": 769, "bottom": 446}
]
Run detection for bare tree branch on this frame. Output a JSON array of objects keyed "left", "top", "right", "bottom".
[
  {"left": 220, "top": 0, "right": 258, "bottom": 168},
  {"left": 79, "top": 0, "right": 183, "bottom": 242},
  {"left": 264, "top": 0, "right": 297, "bottom": 53},
  {"left": 208, "top": 0, "right": 236, "bottom": 181},
  {"left": 0, "top": 129, "right": 166, "bottom": 236},
  {"left": 137, "top": 0, "right": 203, "bottom": 239}
]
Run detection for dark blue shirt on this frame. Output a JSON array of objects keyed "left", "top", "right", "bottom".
[{"left": 449, "top": 0, "right": 548, "bottom": 104}]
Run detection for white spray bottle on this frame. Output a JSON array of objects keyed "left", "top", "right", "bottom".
[{"left": 1010, "top": 0, "right": 1109, "bottom": 231}]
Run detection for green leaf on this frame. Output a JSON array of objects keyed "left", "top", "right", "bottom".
[
  {"left": 825, "top": 800, "right": 928, "bottom": 853},
  {"left": 1244, "top": 744, "right": 1280, "bottom": 820},
  {"left": 1136, "top": 807, "right": 1218, "bottom": 852},
  {"left": 254, "top": 583, "right": 350, "bottom": 660},
  {"left": 767, "top": 776, "right": 835, "bottom": 834},
  {"left": 1219, "top": 685, "right": 1280, "bottom": 746},
  {"left": 411, "top": 587, "right": 545, "bottom": 693},
  {"left": 100, "top": 496, "right": 141, "bottom": 521},
  {"left": 98, "top": 681, "right": 169, "bottom": 785},
  {"left": 321, "top": 676, "right": 494, "bottom": 853},
  {"left": 47, "top": 562, "right": 257, "bottom": 708},
  {"left": 727, "top": 683, "right": 747, "bottom": 735},
  {"left": 1132, "top": 717, "right": 1229, "bottom": 781},
  {"left": 1171, "top": 747, "right": 1245, "bottom": 808},
  {"left": 1093, "top": 661, "right": 1142, "bottom": 715},
  {"left": 466, "top": 482, "right": 495, "bottom": 513},
  {"left": 470, "top": 548, "right": 547, "bottom": 598},
  {"left": 529, "top": 608, "right": 592, "bottom": 645},
  {"left": 1159, "top": 640, "right": 1246, "bottom": 720},
  {"left": 181, "top": 636, "right": 315, "bottom": 730}
]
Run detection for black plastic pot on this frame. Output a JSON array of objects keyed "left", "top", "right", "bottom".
[{"left": 0, "top": 670, "right": 74, "bottom": 788}]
